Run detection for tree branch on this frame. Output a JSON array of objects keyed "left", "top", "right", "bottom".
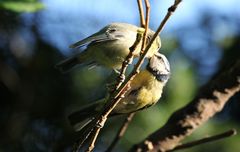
[
  {"left": 72, "top": 33, "right": 143, "bottom": 152},
  {"left": 137, "top": 0, "right": 145, "bottom": 27},
  {"left": 140, "top": 0, "right": 150, "bottom": 54},
  {"left": 105, "top": 0, "right": 151, "bottom": 150},
  {"left": 105, "top": 113, "right": 136, "bottom": 152},
  {"left": 130, "top": 60, "right": 240, "bottom": 152},
  {"left": 104, "top": 1, "right": 183, "bottom": 150},
  {"left": 168, "top": 129, "right": 237, "bottom": 152}
]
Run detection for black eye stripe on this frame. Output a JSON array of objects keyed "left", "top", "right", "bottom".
[
  {"left": 147, "top": 65, "right": 170, "bottom": 82},
  {"left": 156, "top": 74, "right": 169, "bottom": 82}
]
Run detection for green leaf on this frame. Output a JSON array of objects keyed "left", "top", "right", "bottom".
[{"left": 0, "top": 1, "right": 44, "bottom": 13}]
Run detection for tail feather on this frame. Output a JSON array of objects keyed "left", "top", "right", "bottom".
[
  {"left": 72, "top": 117, "right": 95, "bottom": 132},
  {"left": 68, "top": 99, "right": 105, "bottom": 131},
  {"left": 55, "top": 56, "right": 79, "bottom": 73},
  {"left": 55, "top": 51, "right": 93, "bottom": 73}
]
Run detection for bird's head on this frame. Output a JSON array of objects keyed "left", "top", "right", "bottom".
[{"left": 147, "top": 52, "right": 170, "bottom": 83}]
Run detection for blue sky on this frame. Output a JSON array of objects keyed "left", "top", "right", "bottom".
[{"left": 36, "top": 0, "right": 239, "bottom": 55}]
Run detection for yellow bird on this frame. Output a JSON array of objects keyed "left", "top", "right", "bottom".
[
  {"left": 56, "top": 22, "right": 161, "bottom": 72},
  {"left": 68, "top": 52, "right": 170, "bottom": 131}
]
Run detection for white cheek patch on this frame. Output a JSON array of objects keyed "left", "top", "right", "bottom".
[
  {"left": 153, "top": 53, "right": 170, "bottom": 72},
  {"left": 147, "top": 53, "right": 170, "bottom": 82},
  {"left": 161, "top": 55, "right": 170, "bottom": 72}
]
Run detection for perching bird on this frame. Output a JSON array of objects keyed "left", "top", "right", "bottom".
[
  {"left": 56, "top": 22, "right": 161, "bottom": 72},
  {"left": 68, "top": 52, "right": 170, "bottom": 131}
]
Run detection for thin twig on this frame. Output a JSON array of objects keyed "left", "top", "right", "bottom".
[
  {"left": 72, "top": 126, "right": 95, "bottom": 152},
  {"left": 77, "top": 32, "right": 143, "bottom": 152},
  {"left": 84, "top": 93, "right": 126, "bottom": 152},
  {"left": 85, "top": 0, "right": 182, "bottom": 149},
  {"left": 140, "top": 0, "right": 150, "bottom": 54},
  {"left": 137, "top": 0, "right": 145, "bottom": 27},
  {"left": 125, "top": 0, "right": 182, "bottom": 81},
  {"left": 105, "top": 113, "right": 136, "bottom": 152},
  {"left": 157, "top": 0, "right": 182, "bottom": 34},
  {"left": 74, "top": 0, "right": 182, "bottom": 151},
  {"left": 83, "top": 10, "right": 153, "bottom": 151},
  {"left": 86, "top": 128, "right": 101, "bottom": 152},
  {"left": 72, "top": 32, "right": 143, "bottom": 152},
  {"left": 168, "top": 129, "right": 237, "bottom": 152},
  {"left": 126, "top": 0, "right": 182, "bottom": 82},
  {"left": 114, "top": 33, "right": 143, "bottom": 91},
  {"left": 106, "top": 1, "right": 151, "bottom": 150}
]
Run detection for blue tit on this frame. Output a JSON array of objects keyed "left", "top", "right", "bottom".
[
  {"left": 68, "top": 52, "right": 170, "bottom": 131},
  {"left": 55, "top": 22, "right": 161, "bottom": 72}
]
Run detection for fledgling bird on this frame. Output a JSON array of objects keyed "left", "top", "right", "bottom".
[
  {"left": 55, "top": 22, "right": 161, "bottom": 72},
  {"left": 68, "top": 52, "right": 170, "bottom": 131}
]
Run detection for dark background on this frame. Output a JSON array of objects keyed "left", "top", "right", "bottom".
[{"left": 0, "top": 0, "right": 239, "bottom": 151}]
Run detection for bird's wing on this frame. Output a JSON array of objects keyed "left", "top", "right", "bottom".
[{"left": 69, "top": 27, "right": 123, "bottom": 48}]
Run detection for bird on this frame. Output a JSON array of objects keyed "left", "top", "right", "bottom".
[
  {"left": 55, "top": 22, "right": 161, "bottom": 72},
  {"left": 68, "top": 52, "right": 170, "bottom": 131}
]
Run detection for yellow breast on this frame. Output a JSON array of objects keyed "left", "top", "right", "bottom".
[
  {"left": 113, "top": 70, "right": 165, "bottom": 114},
  {"left": 134, "top": 71, "right": 163, "bottom": 107}
]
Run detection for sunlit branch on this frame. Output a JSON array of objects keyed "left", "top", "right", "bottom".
[
  {"left": 75, "top": 32, "right": 143, "bottom": 152},
  {"left": 140, "top": 0, "right": 150, "bottom": 54},
  {"left": 108, "top": 0, "right": 151, "bottom": 150},
  {"left": 137, "top": 0, "right": 145, "bottom": 27}
]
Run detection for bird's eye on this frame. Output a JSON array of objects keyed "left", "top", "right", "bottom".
[{"left": 108, "top": 28, "right": 117, "bottom": 33}]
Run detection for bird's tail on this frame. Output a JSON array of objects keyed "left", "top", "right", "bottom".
[
  {"left": 55, "top": 56, "right": 79, "bottom": 73},
  {"left": 55, "top": 51, "right": 94, "bottom": 73},
  {"left": 68, "top": 99, "right": 105, "bottom": 132}
]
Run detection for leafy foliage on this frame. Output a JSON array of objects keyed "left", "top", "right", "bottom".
[{"left": 0, "top": 0, "right": 44, "bottom": 13}]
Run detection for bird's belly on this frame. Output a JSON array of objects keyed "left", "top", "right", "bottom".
[
  {"left": 89, "top": 40, "right": 141, "bottom": 69},
  {"left": 113, "top": 84, "right": 162, "bottom": 114},
  {"left": 113, "top": 97, "right": 156, "bottom": 114}
]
